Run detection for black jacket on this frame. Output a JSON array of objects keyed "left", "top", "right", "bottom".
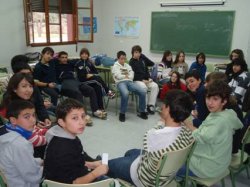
[
  {"left": 129, "top": 54, "right": 154, "bottom": 81},
  {"left": 44, "top": 131, "right": 94, "bottom": 184}
]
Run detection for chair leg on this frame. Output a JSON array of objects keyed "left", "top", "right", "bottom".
[
  {"left": 221, "top": 178, "right": 225, "bottom": 187},
  {"left": 246, "top": 165, "right": 250, "bottom": 179},
  {"left": 104, "top": 97, "right": 109, "bottom": 110},
  {"left": 115, "top": 94, "right": 118, "bottom": 116},
  {"left": 230, "top": 171, "right": 236, "bottom": 187}
]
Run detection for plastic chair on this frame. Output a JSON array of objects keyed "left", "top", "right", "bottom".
[
  {"left": 182, "top": 142, "right": 230, "bottom": 187},
  {"left": 0, "top": 169, "right": 7, "bottom": 187},
  {"left": 118, "top": 141, "right": 195, "bottom": 187},
  {"left": 42, "top": 178, "right": 115, "bottom": 187},
  {"left": 229, "top": 126, "right": 250, "bottom": 187},
  {"left": 154, "top": 141, "right": 195, "bottom": 187}
]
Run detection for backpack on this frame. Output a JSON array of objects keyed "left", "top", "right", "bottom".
[{"left": 150, "top": 64, "right": 158, "bottom": 82}]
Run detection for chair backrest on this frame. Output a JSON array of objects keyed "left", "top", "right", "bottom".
[
  {"left": 240, "top": 126, "right": 250, "bottom": 163},
  {"left": 42, "top": 178, "right": 115, "bottom": 187},
  {"left": 183, "top": 142, "right": 197, "bottom": 187},
  {"left": 242, "top": 126, "right": 250, "bottom": 145},
  {"left": 155, "top": 140, "right": 195, "bottom": 187},
  {"left": 0, "top": 169, "right": 7, "bottom": 187}
]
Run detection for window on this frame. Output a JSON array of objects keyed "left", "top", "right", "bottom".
[{"left": 23, "top": 0, "right": 93, "bottom": 46}]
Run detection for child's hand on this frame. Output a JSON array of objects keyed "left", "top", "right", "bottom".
[
  {"left": 92, "top": 164, "right": 109, "bottom": 178},
  {"left": 85, "top": 161, "right": 101, "bottom": 169},
  {"left": 44, "top": 119, "right": 52, "bottom": 127},
  {"left": 48, "top": 82, "right": 56, "bottom": 88},
  {"left": 191, "top": 110, "right": 198, "bottom": 118},
  {"left": 87, "top": 74, "right": 94, "bottom": 79}
]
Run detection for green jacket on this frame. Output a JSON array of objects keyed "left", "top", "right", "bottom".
[{"left": 190, "top": 109, "right": 243, "bottom": 178}]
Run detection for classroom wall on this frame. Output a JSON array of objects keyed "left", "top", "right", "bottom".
[
  {"left": 0, "top": 0, "right": 27, "bottom": 70},
  {"left": 96, "top": 0, "right": 250, "bottom": 66},
  {"left": 0, "top": 0, "right": 250, "bottom": 69}
]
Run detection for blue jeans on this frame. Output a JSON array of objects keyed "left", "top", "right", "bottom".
[
  {"left": 177, "top": 164, "right": 197, "bottom": 177},
  {"left": 108, "top": 149, "right": 141, "bottom": 184},
  {"left": 117, "top": 81, "right": 146, "bottom": 113}
]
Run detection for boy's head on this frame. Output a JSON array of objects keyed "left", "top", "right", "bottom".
[
  {"left": 131, "top": 45, "right": 142, "bottom": 60},
  {"left": 185, "top": 70, "right": 201, "bottom": 92},
  {"left": 117, "top": 51, "right": 126, "bottom": 65},
  {"left": 6, "top": 100, "right": 36, "bottom": 131},
  {"left": 58, "top": 51, "right": 68, "bottom": 64},
  {"left": 41, "top": 47, "right": 54, "bottom": 63},
  {"left": 205, "top": 72, "right": 227, "bottom": 87},
  {"left": 232, "top": 58, "right": 248, "bottom": 74},
  {"left": 205, "top": 80, "right": 231, "bottom": 112},
  {"left": 196, "top": 52, "right": 206, "bottom": 65},
  {"left": 11, "top": 55, "right": 32, "bottom": 74},
  {"left": 56, "top": 98, "right": 86, "bottom": 136},
  {"left": 161, "top": 90, "right": 193, "bottom": 123},
  {"left": 80, "top": 48, "right": 90, "bottom": 60}
]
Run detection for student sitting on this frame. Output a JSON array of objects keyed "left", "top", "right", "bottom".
[
  {"left": 75, "top": 48, "right": 115, "bottom": 100},
  {"left": 129, "top": 45, "right": 159, "bottom": 115},
  {"left": 43, "top": 98, "right": 108, "bottom": 184},
  {"left": 228, "top": 58, "right": 250, "bottom": 108},
  {"left": 180, "top": 80, "right": 243, "bottom": 178},
  {"left": 172, "top": 50, "right": 189, "bottom": 79},
  {"left": 33, "top": 47, "right": 60, "bottom": 106},
  {"left": 205, "top": 72, "right": 244, "bottom": 155},
  {"left": 112, "top": 51, "right": 147, "bottom": 122},
  {"left": 157, "top": 50, "right": 173, "bottom": 84},
  {"left": 185, "top": 71, "right": 209, "bottom": 127},
  {"left": 225, "top": 49, "right": 245, "bottom": 82},
  {"left": 0, "top": 100, "right": 43, "bottom": 187},
  {"left": 107, "top": 90, "right": 194, "bottom": 186},
  {"left": 160, "top": 71, "right": 187, "bottom": 100},
  {"left": 56, "top": 51, "right": 106, "bottom": 120},
  {"left": 189, "top": 52, "right": 207, "bottom": 82}
]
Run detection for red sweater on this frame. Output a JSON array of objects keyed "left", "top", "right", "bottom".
[{"left": 160, "top": 82, "right": 187, "bottom": 100}]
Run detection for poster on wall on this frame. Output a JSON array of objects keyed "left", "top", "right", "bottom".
[
  {"left": 114, "top": 17, "right": 140, "bottom": 37},
  {"left": 83, "top": 17, "right": 97, "bottom": 33}
]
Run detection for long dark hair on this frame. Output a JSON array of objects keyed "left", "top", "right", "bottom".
[
  {"left": 167, "top": 71, "right": 181, "bottom": 89},
  {"left": 161, "top": 50, "right": 172, "bottom": 68},
  {"left": 173, "top": 50, "right": 185, "bottom": 64},
  {"left": 229, "top": 49, "right": 244, "bottom": 61},
  {"left": 1, "top": 73, "right": 34, "bottom": 109}
]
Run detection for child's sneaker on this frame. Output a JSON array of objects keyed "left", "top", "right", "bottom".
[
  {"left": 93, "top": 110, "right": 107, "bottom": 119},
  {"left": 85, "top": 115, "right": 93, "bottom": 126},
  {"left": 107, "top": 90, "right": 116, "bottom": 99},
  {"left": 137, "top": 112, "right": 148, "bottom": 120}
]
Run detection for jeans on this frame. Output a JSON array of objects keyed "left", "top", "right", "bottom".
[
  {"left": 177, "top": 164, "right": 197, "bottom": 177},
  {"left": 134, "top": 81, "right": 159, "bottom": 106},
  {"left": 117, "top": 81, "right": 146, "bottom": 113},
  {"left": 108, "top": 149, "right": 141, "bottom": 184}
]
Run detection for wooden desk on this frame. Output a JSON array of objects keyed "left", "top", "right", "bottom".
[{"left": 95, "top": 66, "right": 111, "bottom": 87}]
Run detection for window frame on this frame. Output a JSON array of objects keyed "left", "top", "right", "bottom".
[{"left": 23, "top": 0, "right": 93, "bottom": 47}]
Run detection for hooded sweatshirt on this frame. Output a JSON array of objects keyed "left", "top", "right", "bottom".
[
  {"left": 43, "top": 125, "right": 95, "bottom": 184},
  {"left": 112, "top": 61, "right": 134, "bottom": 84},
  {"left": 190, "top": 109, "right": 243, "bottom": 178},
  {"left": 0, "top": 126, "right": 43, "bottom": 187}
]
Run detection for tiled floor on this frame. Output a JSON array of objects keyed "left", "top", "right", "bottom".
[{"left": 79, "top": 98, "right": 250, "bottom": 187}]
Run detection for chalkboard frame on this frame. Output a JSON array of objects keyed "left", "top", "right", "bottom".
[{"left": 150, "top": 11, "right": 235, "bottom": 58}]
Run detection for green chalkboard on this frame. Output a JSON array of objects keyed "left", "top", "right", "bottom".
[{"left": 150, "top": 11, "right": 235, "bottom": 57}]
